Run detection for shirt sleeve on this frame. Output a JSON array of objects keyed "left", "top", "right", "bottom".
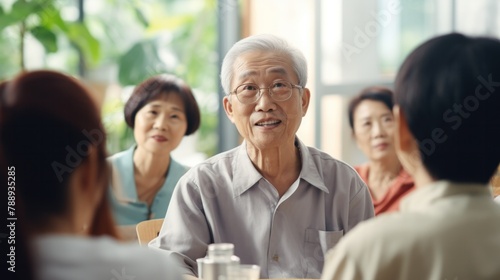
[
  {"left": 142, "top": 247, "right": 185, "bottom": 280},
  {"left": 148, "top": 175, "right": 210, "bottom": 277},
  {"left": 347, "top": 178, "right": 375, "bottom": 232}
]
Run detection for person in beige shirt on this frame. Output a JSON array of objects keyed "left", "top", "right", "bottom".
[{"left": 321, "top": 33, "right": 500, "bottom": 280}]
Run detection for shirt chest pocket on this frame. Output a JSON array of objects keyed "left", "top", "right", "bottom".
[{"left": 304, "top": 228, "right": 344, "bottom": 278}]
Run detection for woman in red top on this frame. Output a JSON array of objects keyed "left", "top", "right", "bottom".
[{"left": 348, "top": 86, "right": 415, "bottom": 215}]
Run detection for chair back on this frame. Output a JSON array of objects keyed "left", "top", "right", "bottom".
[{"left": 136, "top": 218, "right": 164, "bottom": 245}]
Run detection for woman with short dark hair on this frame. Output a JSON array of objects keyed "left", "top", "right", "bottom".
[
  {"left": 348, "top": 86, "right": 415, "bottom": 215},
  {"left": 108, "top": 74, "right": 201, "bottom": 225}
]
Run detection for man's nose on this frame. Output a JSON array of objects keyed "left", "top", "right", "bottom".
[{"left": 255, "top": 88, "right": 276, "bottom": 111}]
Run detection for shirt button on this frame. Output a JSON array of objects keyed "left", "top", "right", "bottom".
[{"left": 272, "top": 254, "right": 279, "bottom": 262}]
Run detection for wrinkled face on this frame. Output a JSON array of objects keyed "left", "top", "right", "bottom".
[
  {"left": 353, "top": 100, "right": 396, "bottom": 162},
  {"left": 223, "top": 50, "right": 310, "bottom": 151},
  {"left": 134, "top": 93, "right": 187, "bottom": 155}
]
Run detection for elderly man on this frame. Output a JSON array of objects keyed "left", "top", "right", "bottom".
[{"left": 149, "top": 34, "right": 374, "bottom": 278}]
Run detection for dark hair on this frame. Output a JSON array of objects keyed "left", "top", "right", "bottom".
[
  {"left": 124, "top": 74, "right": 201, "bottom": 135},
  {"left": 0, "top": 81, "right": 35, "bottom": 280},
  {"left": 395, "top": 33, "right": 500, "bottom": 183},
  {"left": 348, "top": 86, "right": 394, "bottom": 131},
  {"left": 0, "top": 70, "right": 118, "bottom": 237}
]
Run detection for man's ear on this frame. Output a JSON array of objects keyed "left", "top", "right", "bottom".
[
  {"left": 394, "top": 106, "right": 412, "bottom": 153},
  {"left": 223, "top": 95, "right": 236, "bottom": 124},
  {"left": 394, "top": 105, "right": 421, "bottom": 174},
  {"left": 300, "top": 88, "right": 311, "bottom": 116}
]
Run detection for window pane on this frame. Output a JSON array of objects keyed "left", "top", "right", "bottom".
[{"left": 320, "top": 0, "right": 454, "bottom": 84}]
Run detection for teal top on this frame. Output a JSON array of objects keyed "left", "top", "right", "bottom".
[{"left": 108, "top": 145, "right": 189, "bottom": 225}]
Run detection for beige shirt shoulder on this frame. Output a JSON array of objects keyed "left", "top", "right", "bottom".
[{"left": 321, "top": 180, "right": 500, "bottom": 280}]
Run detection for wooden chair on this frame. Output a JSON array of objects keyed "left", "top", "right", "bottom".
[{"left": 136, "top": 218, "right": 164, "bottom": 245}]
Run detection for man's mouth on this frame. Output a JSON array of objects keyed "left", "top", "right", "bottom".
[{"left": 255, "top": 120, "right": 281, "bottom": 126}]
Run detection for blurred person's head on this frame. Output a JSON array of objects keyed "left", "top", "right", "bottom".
[
  {"left": 221, "top": 34, "right": 310, "bottom": 150},
  {"left": 0, "top": 81, "right": 35, "bottom": 280},
  {"left": 348, "top": 87, "right": 397, "bottom": 163},
  {"left": 394, "top": 33, "right": 500, "bottom": 184},
  {"left": 0, "top": 70, "right": 117, "bottom": 237},
  {"left": 124, "top": 74, "right": 200, "bottom": 155}
]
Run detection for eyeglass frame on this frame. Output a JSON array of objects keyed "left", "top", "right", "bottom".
[{"left": 228, "top": 80, "right": 303, "bottom": 104}]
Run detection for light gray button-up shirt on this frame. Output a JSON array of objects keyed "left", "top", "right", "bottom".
[{"left": 149, "top": 138, "right": 374, "bottom": 278}]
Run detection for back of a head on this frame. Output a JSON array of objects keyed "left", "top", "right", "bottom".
[
  {"left": 0, "top": 70, "right": 111, "bottom": 233},
  {"left": 395, "top": 33, "right": 500, "bottom": 184},
  {"left": 220, "top": 34, "right": 308, "bottom": 95},
  {"left": 0, "top": 82, "right": 35, "bottom": 280}
]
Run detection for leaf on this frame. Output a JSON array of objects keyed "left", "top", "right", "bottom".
[
  {"left": 30, "top": 25, "right": 57, "bottom": 53},
  {"left": 64, "top": 22, "right": 100, "bottom": 64},
  {"left": 37, "top": 4, "right": 68, "bottom": 32},
  {"left": 133, "top": 7, "right": 149, "bottom": 27},
  {"left": 146, "top": 14, "right": 194, "bottom": 33},
  {"left": 118, "top": 39, "right": 176, "bottom": 86},
  {"left": 0, "top": 0, "right": 52, "bottom": 31}
]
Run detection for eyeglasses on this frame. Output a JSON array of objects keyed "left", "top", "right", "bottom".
[{"left": 229, "top": 80, "right": 303, "bottom": 104}]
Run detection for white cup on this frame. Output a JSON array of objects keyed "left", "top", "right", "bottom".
[{"left": 196, "top": 257, "right": 205, "bottom": 279}]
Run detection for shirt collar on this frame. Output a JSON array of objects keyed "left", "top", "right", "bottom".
[
  {"left": 400, "top": 180, "right": 491, "bottom": 212},
  {"left": 232, "top": 141, "right": 263, "bottom": 197},
  {"left": 231, "top": 137, "right": 329, "bottom": 197},
  {"left": 295, "top": 138, "right": 329, "bottom": 193}
]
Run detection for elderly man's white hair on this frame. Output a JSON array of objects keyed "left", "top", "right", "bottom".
[{"left": 220, "top": 34, "right": 308, "bottom": 96}]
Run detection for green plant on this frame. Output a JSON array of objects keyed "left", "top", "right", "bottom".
[
  {"left": 0, "top": 0, "right": 220, "bottom": 158},
  {"left": 102, "top": 96, "right": 135, "bottom": 154},
  {"left": 0, "top": 0, "right": 99, "bottom": 74}
]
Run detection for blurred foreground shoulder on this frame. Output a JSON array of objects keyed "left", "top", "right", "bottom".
[{"left": 34, "top": 235, "right": 183, "bottom": 280}]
